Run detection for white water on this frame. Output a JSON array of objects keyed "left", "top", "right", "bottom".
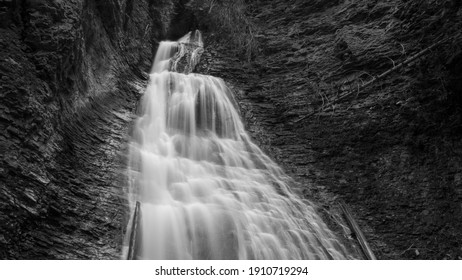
[{"left": 125, "top": 31, "right": 352, "bottom": 259}]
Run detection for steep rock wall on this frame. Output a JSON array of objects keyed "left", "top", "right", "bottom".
[
  {"left": 0, "top": 0, "right": 177, "bottom": 259},
  {"left": 198, "top": 0, "right": 462, "bottom": 259},
  {"left": 2, "top": 0, "right": 461, "bottom": 260}
]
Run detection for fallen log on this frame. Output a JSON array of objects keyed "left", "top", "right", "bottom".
[
  {"left": 127, "top": 201, "right": 141, "bottom": 260},
  {"left": 339, "top": 201, "right": 377, "bottom": 260}
]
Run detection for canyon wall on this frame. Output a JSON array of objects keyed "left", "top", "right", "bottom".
[
  {"left": 198, "top": 0, "right": 462, "bottom": 259},
  {"left": 0, "top": 0, "right": 179, "bottom": 259},
  {"left": 1, "top": 0, "right": 461, "bottom": 259}
]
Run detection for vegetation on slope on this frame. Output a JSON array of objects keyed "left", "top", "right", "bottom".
[{"left": 198, "top": 0, "right": 462, "bottom": 259}]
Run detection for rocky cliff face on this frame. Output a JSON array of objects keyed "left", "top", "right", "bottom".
[
  {"left": 198, "top": 0, "right": 462, "bottom": 259},
  {"left": 1, "top": 0, "right": 461, "bottom": 259},
  {"left": 0, "top": 0, "right": 179, "bottom": 259}
]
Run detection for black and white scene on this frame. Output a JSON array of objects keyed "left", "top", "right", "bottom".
[{"left": 1, "top": 0, "right": 462, "bottom": 261}]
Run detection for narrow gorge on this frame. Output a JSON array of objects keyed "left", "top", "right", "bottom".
[{"left": 1, "top": 0, "right": 461, "bottom": 260}]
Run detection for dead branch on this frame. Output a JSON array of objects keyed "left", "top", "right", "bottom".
[
  {"left": 294, "top": 37, "right": 448, "bottom": 123},
  {"left": 339, "top": 201, "right": 377, "bottom": 260},
  {"left": 127, "top": 201, "right": 141, "bottom": 260}
]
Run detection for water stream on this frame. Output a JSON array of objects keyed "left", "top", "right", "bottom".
[{"left": 124, "top": 31, "right": 353, "bottom": 259}]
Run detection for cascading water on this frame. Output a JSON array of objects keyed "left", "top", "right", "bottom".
[{"left": 124, "top": 31, "right": 353, "bottom": 260}]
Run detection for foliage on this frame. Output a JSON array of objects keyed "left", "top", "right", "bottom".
[{"left": 187, "top": 0, "right": 258, "bottom": 61}]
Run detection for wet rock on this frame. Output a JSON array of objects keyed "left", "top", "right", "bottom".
[
  {"left": 170, "top": 30, "right": 204, "bottom": 74},
  {"left": 2, "top": 0, "right": 462, "bottom": 260},
  {"left": 1, "top": 0, "right": 179, "bottom": 259}
]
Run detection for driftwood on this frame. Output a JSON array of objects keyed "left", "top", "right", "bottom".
[
  {"left": 294, "top": 37, "right": 448, "bottom": 123},
  {"left": 127, "top": 201, "right": 141, "bottom": 260},
  {"left": 339, "top": 201, "right": 376, "bottom": 260}
]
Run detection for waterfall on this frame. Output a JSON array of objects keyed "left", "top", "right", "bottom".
[{"left": 124, "top": 31, "right": 353, "bottom": 260}]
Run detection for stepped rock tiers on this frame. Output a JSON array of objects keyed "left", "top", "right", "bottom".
[
  {"left": 124, "top": 31, "right": 354, "bottom": 259},
  {"left": 1, "top": 0, "right": 461, "bottom": 259}
]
